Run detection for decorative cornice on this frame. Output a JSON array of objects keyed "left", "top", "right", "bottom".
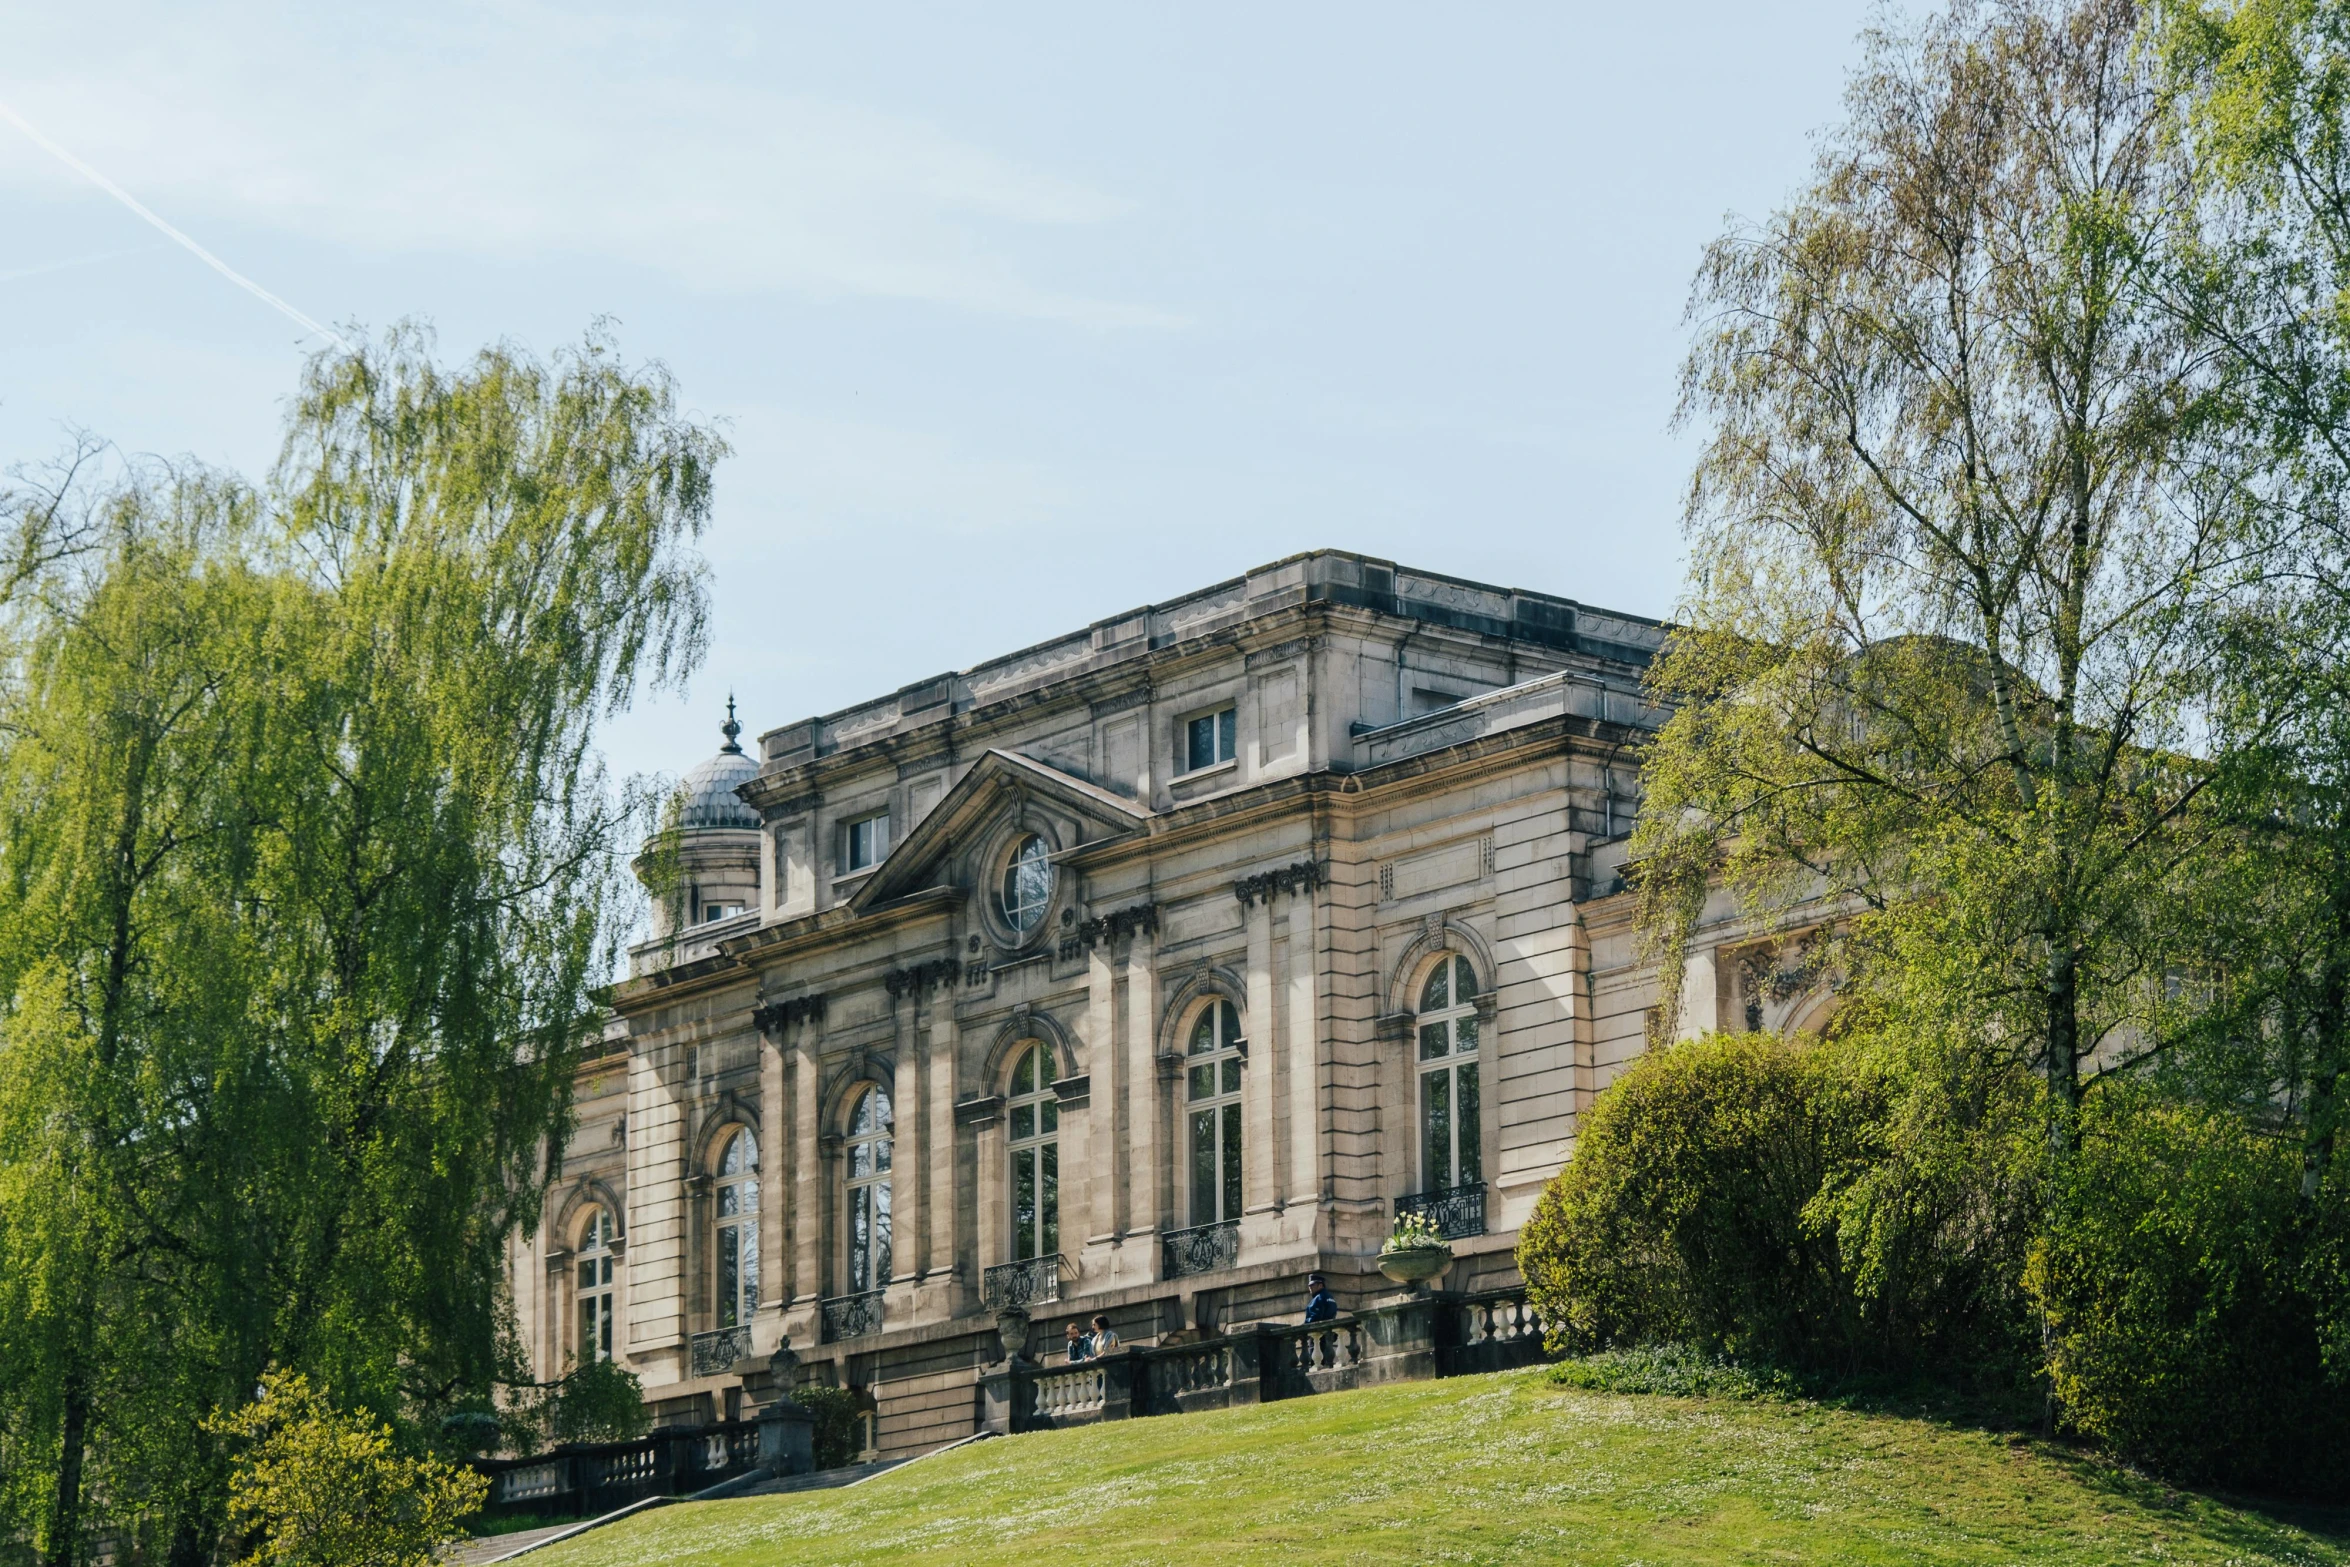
[
  {"left": 1233, "top": 858, "right": 1325, "bottom": 907},
  {"left": 884, "top": 957, "right": 962, "bottom": 999},
  {"left": 752, "top": 992, "right": 828, "bottom": 1034},
  {"left": 1066, "top": 900, "right": 1158, "bottom": 959}
]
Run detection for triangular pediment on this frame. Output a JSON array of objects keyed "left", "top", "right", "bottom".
[{"left": 847, "top": 749, "right": 1149, "bottom": 913}]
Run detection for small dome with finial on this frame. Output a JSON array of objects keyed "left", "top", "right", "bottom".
[{"left": 673, "top": 696, "right": 760, "bottom": 830}]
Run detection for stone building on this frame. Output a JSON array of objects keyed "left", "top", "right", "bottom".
[{"left": 504, "top": 549, "right": 1834, "bottom": 1453}]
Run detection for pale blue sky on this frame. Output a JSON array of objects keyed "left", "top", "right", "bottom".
[{"left": 0, "top": 2, "right": 1866, "bottom": 783}]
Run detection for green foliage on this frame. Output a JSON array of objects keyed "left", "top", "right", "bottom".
[
  {"left": 533, "top": 1358, "right": 650, "bottom": 1448},
  {"left": 1519, "top": 1031, "right": 2040, "bottom": 1382},
  {"left": 206, "top": 1370, "right": 488, "bottom": 1567},
  {"left": 1548, "top": 1344, "right": 1803, "bottom": 1401},
  {"left": 0, "top": 322, "right": 722, "bottom": 1562},
  {"left": 2029, "top": 1090, "right": 2350, "bottom": 1496},
  {"left": 793, "top": 1385, "right": 866, "bottom": 1473}
]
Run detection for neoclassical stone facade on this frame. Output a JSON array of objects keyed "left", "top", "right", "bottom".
[{"left": 504, "top": 549, "right": 1832, "bottom": 1453}]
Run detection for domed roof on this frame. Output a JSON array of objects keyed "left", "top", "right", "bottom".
[{"left": 674, "top": 701, "right": 760, "bottom": 830}]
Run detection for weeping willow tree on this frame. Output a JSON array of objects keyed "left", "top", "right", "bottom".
[{"left": 0, "top": 324, "right": 722, "bottom": 1566}]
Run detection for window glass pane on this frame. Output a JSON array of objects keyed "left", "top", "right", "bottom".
[
  {"left": 850, "top": 1189, "right": 871, "bottom": 1290},
  {"left": 1217, "top": 707, "right": 1235, "bottom": 761},
  {"left": 580, "top": 1300, "right": 594, "bottom": 1357},
  {"left": 597, "top": 1257, "right": 611, "bottom": 1286},
  {"left": 1222, "top": 1103, "right": 1243, "bottom": 1221},
  {"left": 598, "top": 1303, "right": 612, "bottom": 1358},
  {"left": 1187, "top": 714, "right": 1212, "bottom": 770},
  {"left": 1012, "top": 1048, "right": 1034, "bottom": 1097},
  {"left": 719, "top": 1180, "right": 740, "bottom": 1218},
  {"left": 849, "top": 1142, "right": 872, "bottom": 1179},
  {"left": 1221, "top": 1056, "right": 1241, "bottom": 1095},
  {"left": 1014, "top": 1146, "right": 1036, "bottom": 1259},
  {"left": 1011, "top": 1103, "right": 1034, "bottom": 1142},
  {"left": 1454, "top": 955, "right": 1478, "bottom": 1000},
  {"left": 1419, "top": 1022, "right": 1448, "bottom": 1061},
  {"left": 1189, "top": 1011, "right": 1215, "bottom": 1055},
  {"left": 871, "top": 1088, "right": 893, "bottom": 1130},
  {"left": 1189, "top": 1062, "right": 1213, "bottom": 1101},
  {"left": 742, "top": 1219, "right": 759, "bottom": 1308},
  {"left": 872, "top": 1181, "right": 891, "bottom": 1285},
  {"left": 1455, "top": 1015, "right": 1479, "bottom": 1053},
  {"left": 579, "top": 1260, "right": 594, "bottom": 1291},
  {"left": 719, "top": 1227, "right": 739, "bottom": 1328},
  {"left": 1003, "top": 837, "right": 1054, "bottom": 930},
  {"left": 1041, "top": 1142, "right": 1059, "bottom": 1257},
  {"left": 875, "top": 1136, "right": 891, "bottom": 1173},
  {"left": 1459, "top": 1063, "right": 1482, "bottom": 1184},
  {"left": 1040, "top": 1097, "right": 1057, "bottom": 1135},
  {"left": 1220, "top": 1001, "right": 1242, "bottom": 1045},
  {"left": 1423, "top": 1068, "right": 1452, "bottom": 1189},
  {"left": 742, "top": 1178, "right": 758, "bottom": 1212},
  {"left": 1421, "top": 963, "right": 1449, "bottom": 1012},
  {"left": 1190, "top": 1110, "right": 1216, "bottom": 1222}
]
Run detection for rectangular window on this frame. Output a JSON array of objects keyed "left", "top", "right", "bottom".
[
  {"left": 701, "top": 901, "right": 745, "bottom": 925},
  {"left": 1184, "top": 708, "right": 1237, "bottom": 773},
  {"left": 843, "top": 812, "right": 890, "bottom": 873}
]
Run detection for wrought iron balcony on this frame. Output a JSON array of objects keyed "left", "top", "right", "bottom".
[
  {"left": 688, "top": 1324, "right": 753, "bottom": 1378},
  {"left": 819, "top": 1289, "right": 884, "bottom": 1344},
  {"left": 983, "top": 1254, "right": 1063, "bottom": 1310},
  {"left": 1395, "top": 1181, "right": 1486, "bottom": 1240},
  {"left": 1161, "top": 1219, "right": 1240, "bottom": 1280}
]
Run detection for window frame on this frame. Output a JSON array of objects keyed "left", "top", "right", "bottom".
[
  {"left": 841, "top": 810, "right": 892, "bottom": 875},
  {"left": 1414, "top": 953, "right": 1485, "bottom": 1194},
  {"left": 576, "top": 1204, "right": 618, "bottom": 1363},
  {"left": 1178, "top": 705, "right": 1238, "bottom": 776},
  {"left": 714, "top": 1127, "right": 760, "bottom": 1330},
  {"left": 843, "top": 1085, "right": 893, "bottom": 1294},
  {"left": 998, "top": 834, "right": 1055, "bottom": 935},
  {"left": 1183, "top": 998, "right": 1247, "bottom": 1226},
  {"left": 1005, "top": 1042, "right": 1060, "bottom": 1263}
]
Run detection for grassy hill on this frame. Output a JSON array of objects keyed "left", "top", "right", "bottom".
[{"left": 528, "top": 1366, "right": 2346, "bottom": 1566}]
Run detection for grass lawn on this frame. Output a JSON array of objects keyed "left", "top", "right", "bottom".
[{"left": 528, "top": 1366, "right": 2348, "bottom": 1566}]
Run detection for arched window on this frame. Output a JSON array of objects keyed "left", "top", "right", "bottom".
[
  {"left": 844, "top": 1086, "right": 893, "bottom": 1294},
  {"left": 1006, "top": 1042, "right": 1059, "bottom": 1260},
  {"left": 1417, "top": 954, "right": 1482, "bottom": 1191},
  {"left": 1186, "top": 999, "right": 1245, "bottom": 1225},
  {"left": 715, "top": 1128, "right": 760, "bottom": 1329},
  {"left": 1000, "top": 834, "right": 1053, "bottom": 932},
  {"left": 577, "top": 1205, "right": 617, "bottom": 1362}
]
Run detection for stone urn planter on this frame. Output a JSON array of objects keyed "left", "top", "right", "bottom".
[
  {"left": 995, "top": 1306, "right": 1033, "bottom": 1364},
  {"left": 1377, "top": 1243, "right": 1453, "bottom": 1289}
]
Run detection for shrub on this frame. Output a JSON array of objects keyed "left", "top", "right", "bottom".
[
  {"left": 206, "top": 1370, "right": 487, "bottom": 1567},
  {"left": 1517, "top": 1030, "right": 2034, "bottom": 1381},
  {"left": 1549, "top": 1343, "right": 1802, "bottom": 1400},
  {"left": 2029, "top": 1091, "right": 2350, "bottom": 1498},
  {"left": 533, "top": 1357, "right": 648, "bottom": 1447},
  {"left": 793, "top": 1384, "right": 865, "bottom": 1471}
]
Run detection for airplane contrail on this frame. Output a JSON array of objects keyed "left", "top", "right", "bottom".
[{"left": 0, "top": 94, "right": 348, "bottom": 350}]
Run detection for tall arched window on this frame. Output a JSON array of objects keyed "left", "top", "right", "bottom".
[
  {"left": 1417, "top": 954, "right": 1482, "bottom": 1191},
  {"left": 844, "top": 1086, "right": 893, "bottom": 1294},
  {"left": 577, "top": 1205, "right": 617, "bottom": 1362},
  {"left": 1186, "top": 1000, "right": 1245, "bottom": 1225},
  {"left": 715, "top": 1128, "right": 760, "bottom": 1329},
  {"left": 1006, "top": 1042, "right": 1059, "bottom": 1260}
]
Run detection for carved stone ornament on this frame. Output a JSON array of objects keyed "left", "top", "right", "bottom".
[
  {"left": 1233, "top": 859, "right": 1325, "bottom": 907},
  {"left": 752, "top": 993, "right": 828, "bottom": 1034}
]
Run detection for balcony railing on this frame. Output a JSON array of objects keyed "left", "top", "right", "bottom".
[
  {"left": 689, "top": 1324, "right": 752, "bottom": 1378},
  {"left": 1395, "top": 1181, "right": 1486, "bottom": 1240},
  {"left": 983, "top": 1254, "right": 1063, "bottom": 1310},
  {"left": 1161, "top": 1219, "right": 1240, "bottom": 1280},
  {"left": 819, "top": 1289, "right": 884, "bottom": 1344}
]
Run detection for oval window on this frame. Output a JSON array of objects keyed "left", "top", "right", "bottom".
[{"left": 1000, "top": 834, "right": 1054, "bottom": 932}]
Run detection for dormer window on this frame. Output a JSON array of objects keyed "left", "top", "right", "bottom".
[
  {"left": 843, "top": 811, "right": 890, "bottom": 873},
  {"left": 1183, "top": 707, "right": 1237, "bottom": 773},
  {"left": 700, "top": 901, "right": 746, "bottom": 925}
]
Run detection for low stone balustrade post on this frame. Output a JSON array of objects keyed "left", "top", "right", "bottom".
[{"left": 1356, "top": 1291, "right": 1455, "bottom": 1386}]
